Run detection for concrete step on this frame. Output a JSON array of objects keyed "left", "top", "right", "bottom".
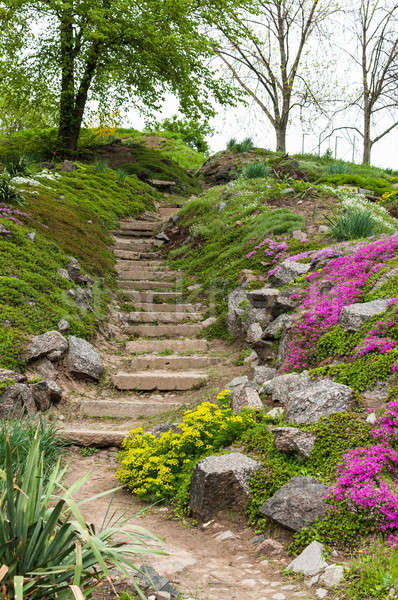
[
  {"left": 118, "top": 280, "right": 179, "bottom": 290},
  {"left": 123, "top": 311, "right": 202, "bottom": 323},
  {"left": 159, "top": 207, "right": 178, "bottom": 218},
  {"left": 80, "top": 398, "right": 182, "bottom": 418},
  {"left": 132, "top": 302, "right": 203, "bottom": 313},
  {"left": 120, "top": 220, "right": 160, "bottom": 232},
  {"left": 60, "top": 427, "right": 128, "bottom": 448},
  {"left": 112, "top": 370, "right": 208, "bottom": 391},
  {"left": 117, "top": 269, "right": 182, "bottom": 281},
  {"left": 114, "top": 250, "right": 160, "bottom": 260},
  {"left": 126, "top": 339, "right": 209, "bottom": 353},
  {"left": 116, "top": 260, "right": 164, "bottom": 268},
  {"left": 122, "top": 290, "right": 183, "bottom": 302},
  {"left": 126, "top": 323, "right": 203, "bottom": 337},
  {"left": 114, "top": 229, "right": 155, "bottom": 238},
  {"left": 132, "top": 355, "right": 217, "bottom": 370}
]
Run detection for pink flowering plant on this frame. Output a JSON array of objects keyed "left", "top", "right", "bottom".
[{"left": 0, "top": 205, "right": 29, "bottom": 225}]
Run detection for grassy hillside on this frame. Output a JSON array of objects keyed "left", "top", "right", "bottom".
[{"left": 0, "top": 162, "right": 157, "bottom": 370}]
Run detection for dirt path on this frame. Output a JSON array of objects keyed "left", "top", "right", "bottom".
[{"left": 54, "top": 198, "right": 314, "bottom": 600}]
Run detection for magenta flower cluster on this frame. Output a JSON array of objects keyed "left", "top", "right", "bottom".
[
  {"left": 0, "top": 203, "right": 29, "bottom": 225},
  {"left": 281, "top": 235, "right": 398, "bottom": 370},
  {"left": 331, "top": 401, "right": 398, "bottom": 545},
  {"left": 355, "top": 314, "right": 398, "bottom": 358},
  {"left": 247, "top": 236, "right": 288, "bottom": 261}
]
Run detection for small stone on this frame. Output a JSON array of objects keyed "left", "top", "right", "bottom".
[
  {"left": 272, "top": 594, "right": 286, "bottom": 600},
  {"left": 155, "top": 232, "right": 170, "bottom": 243},
  {"left": 0, "top": 224, "right": 13, "bottom": 238},
  {"left": 318, "top": 225, "right": 329, "bottom": 234},
  {"left": 270, "top": 260, "right": 310, "bottom": 287},
  {"left": 57, "top": 268, "right": 71, "bottom": 281},
  {"left": 255, "top": 538, "right": 284, "bottom": 557},
  {"left": 27, "top": 331, "right": 68, "bottom": 362},
  {"left": 315, "top": 588, "right": 328, "bottom": 599},
  {"left": 226, "top": 375, "right": 249, "bottom": 390},
  {"left": 61, "top": 160, "right": 77, "bottom": 172},
  {"left": 260, "top": 559, "right": 269, "bottom": 567},
  {"left": 272, "top": 427, "right": 316, "bottom": 460},
  {"left": 26, "top": 232, "right": 36, "bottom": 241},
  {"left": 232, "top": 387, "right": 263, "bottom": 415},
  {"left": 267, "top": 407, "right": 284, "bottom": 420},
  {"left": 263, "top": 314, "right": 292, "bottom": 340},
  {"left": 287, "top": 541, "right": 328, "bottom": 576},
  {"left": 155, "top": 592, "right": 171, "bottom": 600},
  {"left": 47, "top": 350, "right": 64, "bottom": 362},
  {"left": 0, "top": 383, "right": 36, "bottom": 417},
  {"left": 202, "top": 317, "right": 217, "bottom": 328},
  {"left": 215, "top": 530, "right": 236, "bottom": 542},
  {"left": 319, "top": 564, "right": 344, "bottom": 588},
  {"left": 366, "top": 412, "right": 377, "bottom": 424},
  {"left": 246, "top": 322, "right": 263, "bottom": 343},
  {"left": 58, "top": 318, "right": 70, "bottom": 333}
]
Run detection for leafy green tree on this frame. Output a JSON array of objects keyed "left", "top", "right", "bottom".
[
  {"left": 148, "top": 115, "right": 214, "bottom": 153},
  {"left": 3, "top": 0, "right": 247, "bottom": 155}
]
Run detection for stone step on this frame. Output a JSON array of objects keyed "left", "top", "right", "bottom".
[
  {"left": 80, "top": 398, "right": 182, "bottom": 418},
  {"left": 60, "top": 427, "right": 128, "bottom": 448},
  {"left": 112, "top": 370, "right": 208, "bottom": 391},
  {"left": 113, "top": 229, "right": 155, "bottom": 238},
  {"left": 118, "top": 280, "right": 179, "bottom": 290},
  {"left": 116, "top": 260, "right": 164, "bottom": 268},
  {"left": 114, "top": 240, "right": 154, "bottom": 251},
  {"left": 122, "top": 290, "right": 183, "bottom": 302},
  {"left": 114, "top": 250, "right": 160, "bottom": 260},
  {"left": 159, "top": 207, "right": 178, "bottom": 218},
  {"left": 132, "top": 355, "right": 217, "bottom": 370},
  {"left": 126, "top": 339, "right": 209, "bottom": 353},
  {"left": 117, "top": 269, "right": 182, "bottom": 281},
  {"left": 120, "top": 220, "right": 160, "bottom": 232},
  {"left": 126, "top": 323, "right": 203, "bottom": 337},
  {"left": 132, "top": 302, "right": 203, "bottom": 313},
  {"left": 123, "top": 311, "right": 202, "bottom": 323}
]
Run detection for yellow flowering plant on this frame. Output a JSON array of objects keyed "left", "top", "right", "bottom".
[{"left": 116, "top": 393, "right": 257, "bottom": 504}]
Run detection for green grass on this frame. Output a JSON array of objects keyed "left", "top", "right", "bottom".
[{"left": 0, "top": 163, "right": 157, "bottom": 369}]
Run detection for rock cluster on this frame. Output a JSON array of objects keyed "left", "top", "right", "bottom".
[
  {"left": 57, "top": 256, "right": 95, "bottom": 312},
  {"left": 0, "top": 368, "right": 62, "bottom": 418}
]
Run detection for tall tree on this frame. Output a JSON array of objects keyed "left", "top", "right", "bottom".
[
  {"left": 345, "top": 0, "right": 398, "bottom": 164},
  {"left": 213, "top": 0, "right": 336, "bottom": 152},
  {"left": 3, "top": 0, "right": 246, "bottom": 155}
]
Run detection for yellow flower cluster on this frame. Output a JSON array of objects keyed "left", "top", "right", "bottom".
[{"left": 116, "top": 397, "right": 256, "bottom": 501}]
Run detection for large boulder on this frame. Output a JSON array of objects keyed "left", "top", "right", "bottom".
[
  {"left": 287, "top": 541, "right": 328, "bottom": 576},
  {"left": 227, "top": 287, "right": 250, "bottom": 337},
  {"left": 247, "top": 287, "right": 280, "bottom": 309},
  {"left": 270, "top": 260, "right": 310, "bottom": 287},
  {"left": 251, "top": 366, "right": 277, "bottom": 389},
  {"left": 246, "top": 322, "right": 263, "bottom": 343},
  {"left": 190, "top": 453, "right": 261, "bottom": 520},
  {"left": 285, "top": 380, "right": 355, "bottom": 424},
  {"left": 262, "top": 313, "right": 292, "bottom": 339},
  {"left": 263, "top": 372, "right": 311, "bottom": 404},
  {"left": 260, "top": 476, "right": 328, "bottom": 531},
  {"left": 0, "top": 383, "right": 36, "bottom": 418},
  {"left": 27, "top": 331, "right": 68, "bottom": 362},
  {"left": 232, "top": 387, "right": 263, "bottom": 414},
  {"left": 66, "top": 336, "right": 104, "bottom": 380},
  {"left": 31, "top": 380, "right": 62, "bottom": 411},
  {"left": 272, "top": 427, "right": 316, "bottom": 460},
  {"left": 339, "top": 299, "right": 390, "bottom": 331}
]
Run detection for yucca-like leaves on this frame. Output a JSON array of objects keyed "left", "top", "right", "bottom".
[{"left": 0, "top": 435, "right": 161, "bottom": 599}]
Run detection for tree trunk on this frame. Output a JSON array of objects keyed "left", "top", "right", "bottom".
[
  {"left": 57, "top": 9, "right": 78, "bottom": 157},
  {"left": 275, "top": 124, "right": 287, "bottom": 152},
  {"left": 362, "top": 110, "right": 371, "bottom": 164}
]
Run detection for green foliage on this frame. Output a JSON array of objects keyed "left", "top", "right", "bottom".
[
  {"left": 318, "top": 174, "right": 394, "bottom": 196},
  {"left": 327, "top": 207, "right": 378, "bottom": 241},
  {"left": 0, "top": 436, "right": 157, "bottom": 598},
  {"left": 117, "top": 167, "right": 128, "bottom": 184},
  {"left": 341, "top": 544, "right": 398, "bottom": 600},
  {"left": 227, "top": 137, "right": 255, "bottom": 153},
  {"left": 95, "top": 158, "right": 108, "bottom": 173},
  {"left": 242, "top": 162, "right": 269, "bottom": 179},
  {"left": 325, "top": 160, "right": 354, "bottom": 175},
  {"left": 116, "top": 397, "right": 257, "bottom": 509},
  {"left": 2, "top": 154, "right": 33, "bottom": 177},
  {"left": 0, "top": 174, "right": 24, "bottom": 205},
  {"left": 80, "top": 446, "right": 98, "bottom": 457},
  {"left": 147, "top": 115, "right": 213, "bottom": 154},
  {"left": 0, "top": 163, "right": 155, "bottom": 369}
]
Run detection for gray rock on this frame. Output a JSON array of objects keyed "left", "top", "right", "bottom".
[
  {"left": 227, "top": 287, "right": 250, "bottom": 337},
  {"left": 26, "top": 231, "right": 36, "bottom": 242},
  {"left": 270, "top": 260, "right": 310, "bottom": 287},
  {"left": 215, "top": 530, "right": 236, "bottom": 542},
  {"left": 155, "top": 232, "right": 170, "bottom": 243},
  {"left": 371, "top": 264, "right": 398, "bottom": 291},
  {"left": 31, "top": 381, "right": 52, "bottom": 411},
  {"left": 271, "top": 291, "right": 299, "bottom": 318},
  {"left": 319, "top": 565, "right": 344, "bottom": 588},
  {"left": 202, "top": 317, "right": 217, "bottom": 328},
  {"left": 255, "top": 538, "right": 285, "bottom": 557},
  {"left": 232, "top": 387, "right": 263, "bottom": 414},
  {"left": 251, "top": 339, "right": 274, "bottom": 362},
  {"left": 58, "top": 318, "right": 70, "bottom": 333},
  {"left": 27, "top": 331, "right": 68, "bottom": 361},
  {"left": 287, "top": 541, "right": 328, "bottom": 576},
  {"left": 66, "top": 257, "right": 82, "bottom": 283},
  {"left": 61, "top": 160, "right": 77, "bottom": 172},
  {"left": 318, "top": 225, "right": 329, "bottom": 234},
  {"left": 316, "top": 589, "right": 329, "bottom": 598},
  {"left": 245, "top": 307, "right": 270, "bottom": 330},
  {"left": 67, "top": 288, "right": 93, "bottom": 311},
  {"left": 152, "top": 423, "right": 181, "bottom": 438},
  {"left": 47, "top": 350, "right": 64, "bottom": 362},
  {"left": 0, "top": 383, "right": 36, "bottom": 418},
  {"left": 66, "top": 336, "right": 104, "bottom": 380},
  {"left": 0, "top": 369, "right": 26, "bottom": 384},
  {"left": 246, "top": 322, "right": 263, "bottom": 343},
  {"left": 244, "top": 350, "right": 259, "bottom": 366},
  {"left": 276, "top": 328, "right": 289, "bottom": 368},
  {"left": 247, "top": 287, "right": 279, "bottom": 309},
  {"left": 366, "top": 412, "right": 377, "bottom": 424},
  {"left": 339, "top": 299, "right": 390, "bottom": 331},
  {"left": 218, "top": 201, "right": 227, "bottom": 211},
  {"left": 267, "top": 407, "right": 284, "bottom": 420},
  {"left": 285, "top": 380, "right": 355, "bottom": 424},
  {"left": 251, "top": 366, "right": 277, "bottom": 388},
  {"left": 190, "top": 453, "right": 261, "bottom": 520},
  {"left": 263, "top": 314, "right": 292, "bottom": 339},
  {"left": 260, "top": 476, "right": 328, "bottom": 531},
  {"left": 57, "top": 268, "right": 71, "bottom": 281},
  {"left": 272, "top": 427, "right": 316, "bottom": 460},
  {"left": 293, "top": 229, "right": 308, "bottom": 242},
  {"left": 0, "top": 224, "right": 13, "bottom": 238},
  {"left": 262, "top": 372, "right": 311, "bottom": 404},
  {"left": 31, "top": 358, "right": 56, "bottom": 379},
  {"left": 47, "top": 380, "right": 62, "bottom": 403},
  {"left": 226, "top": 375, "right": 249, "bottom": 391}
]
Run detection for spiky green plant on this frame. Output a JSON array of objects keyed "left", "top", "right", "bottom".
[
  {"left": 0, "top": 174, "right": 24, "bottom": 206},
  {"left": 117, "top": 167, "right": 128, "bottom": 184},
  {"left": 0, "top": 435, "right": 160, "bottom": 599},
  {"left": 327, "top": 207, "right": 378, "bottom": 241},
  {"left": 242, "top": 161, "right": 269, "bottom": 179},
  {"left": 226, "top": 138, "right": 237, "bottom": 150},
  {"left": 94, "top": 158, "right": 108, "bottom": 173},
  {"left": 236, "top": 137, "right": 254, "bottom": 153}
]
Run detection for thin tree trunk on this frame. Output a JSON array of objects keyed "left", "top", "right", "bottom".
[
  {"left": 57, "top": 9, "right": 77, "bottom": 156},
  {"left": 275, "top": 124, "right": 286, "bottom": 152},
  {"left": 362, "top": 109, "right": 371, "bottom": 164}
]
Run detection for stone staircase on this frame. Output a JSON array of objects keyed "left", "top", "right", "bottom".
[{"left": 60, "top": 203, "right": 226, "bottom": 447}]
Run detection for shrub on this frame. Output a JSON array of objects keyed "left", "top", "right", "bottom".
[
  {"left": 0, "top": 174, "right": 24, "bottom": 206},
  {"left": 242, "top": 162, "right": 269, "bottom": 179},
  {"left": 325, "top": 161, "right": 354, "bottom": 175},
  {"left": 328, "top": 207, "right": 378, "bottom": 241},
  {"left": 0, "top": 436, "right": 158, "bottom": 598},
  {"left": 227, "top": 137, "right": 254, "bottom": 153},
  {"left": 147, "top": 115, "right": 213, "bottom": 154},
  {"left": 226, "top": 137, "right": 237, "bottom": 150},
  {"left": 2, "top": 154, "right": 33, "bottom": 177},
  {"left": 116, "top": 395, "right": 256, "bottom": 508}
]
